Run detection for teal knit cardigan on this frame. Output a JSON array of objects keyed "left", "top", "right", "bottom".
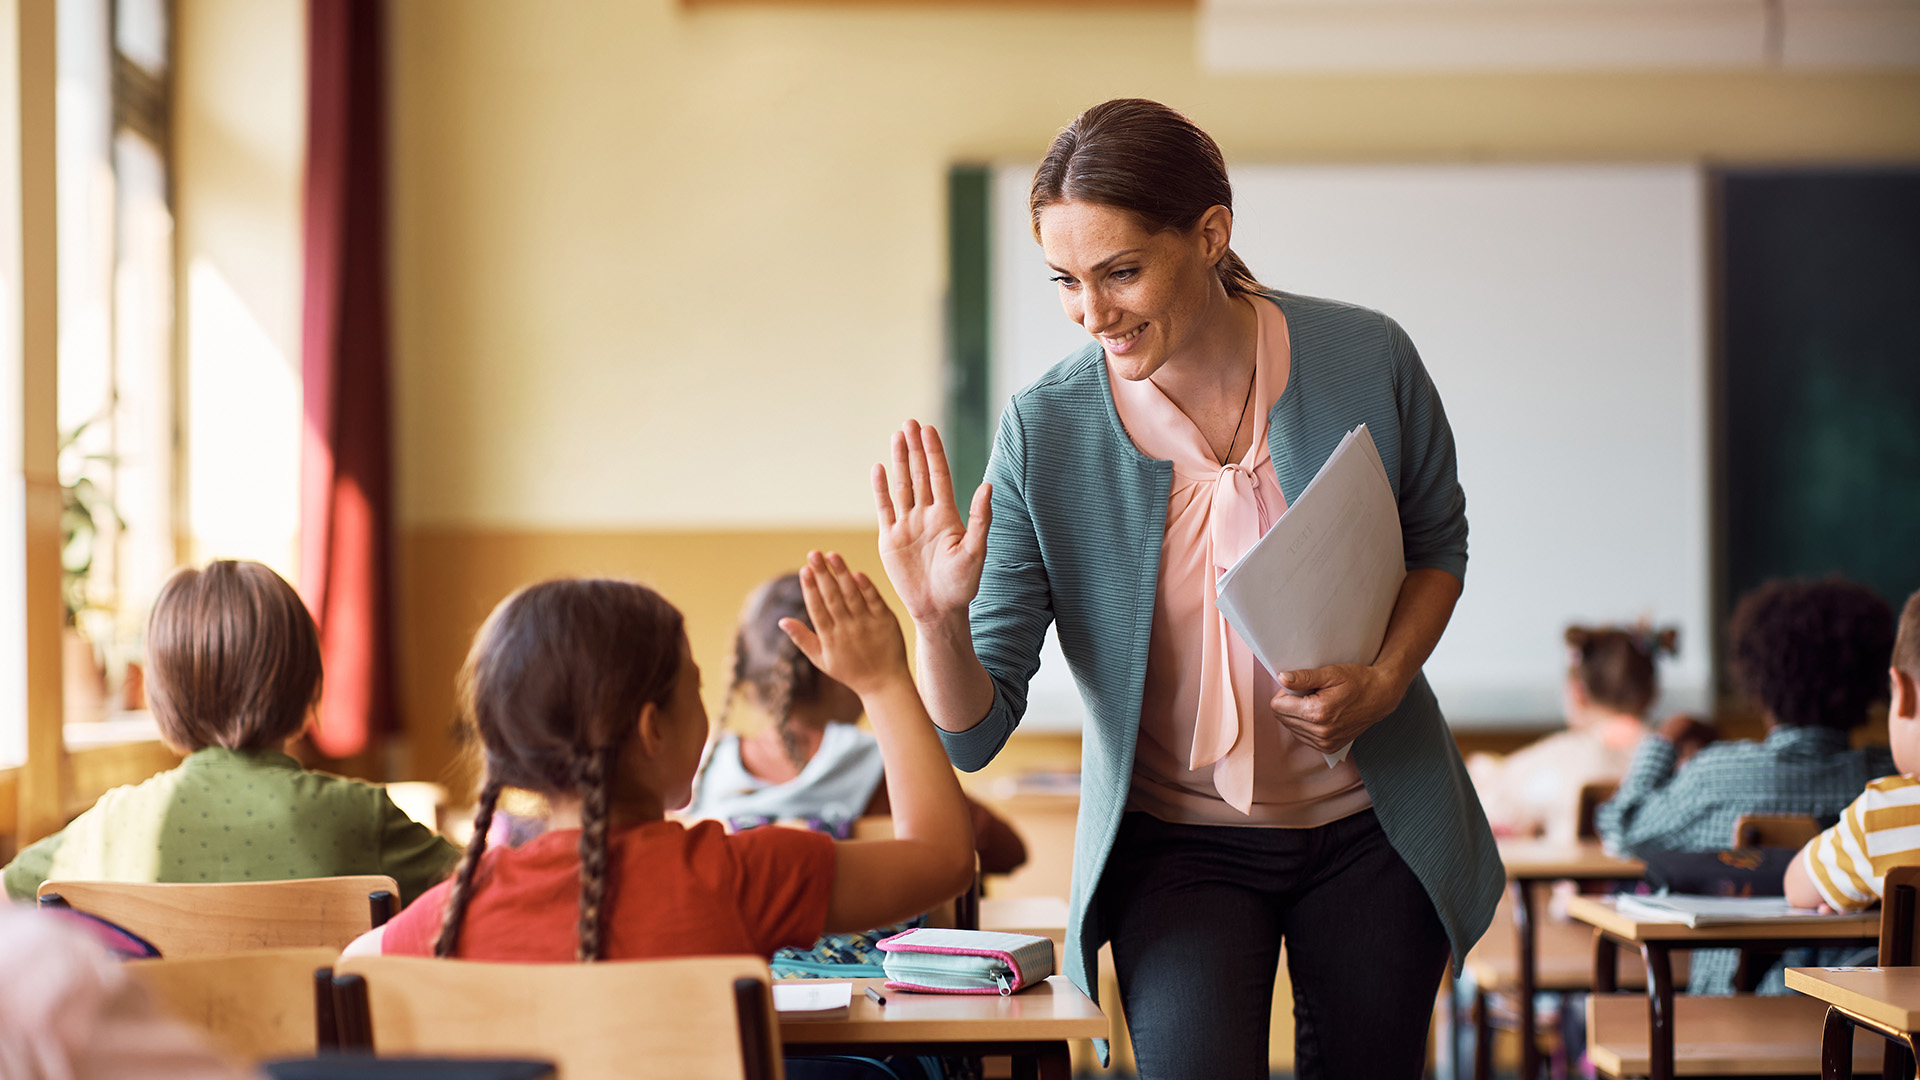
[{"left": 939, "top": 290, "right": 1503, "bottom": 1017}]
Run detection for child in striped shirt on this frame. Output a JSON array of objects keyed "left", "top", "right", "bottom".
[{"left": 1786, "top": 587, "right": 1920, "bottom": 912}]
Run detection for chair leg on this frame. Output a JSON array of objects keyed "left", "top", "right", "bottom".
[
  {"left": 331, "top": 973, "right": 373, "bottom": 1051},
  {"left": 1885, "top": 1034, "right": 1912, "bottom": 1080},
  {"left": 1824, "top": 1007, "right": 1858, "bottom": 1080},
  {"left": 367, "top": 889, "right": 395, "bottom": 928},
  {"left": 1472, "top": 987, "right": 1492, "bottom": 1080},
  {"left": 733, "top": 977, "right": 779, "bottom": 1080},
  {"left": 313, "top": 967, "right": 338, "bottom": 1051}
]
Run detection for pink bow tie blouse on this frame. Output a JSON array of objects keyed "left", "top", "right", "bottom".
[{"left": 1107, "top": 295, "right": 1371, "bottom": 826}]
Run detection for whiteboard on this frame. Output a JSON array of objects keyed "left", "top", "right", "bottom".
[{"left": 990, "top": 163, "right": 1710, "bottom": 730}]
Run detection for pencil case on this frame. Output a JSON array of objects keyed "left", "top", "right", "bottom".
[{"left": 876, "top": 927, "right": 1054, "bottom": 995}]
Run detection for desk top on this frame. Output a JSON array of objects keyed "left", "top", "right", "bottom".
[
  {"left": 1567, "top": 896, "right": 1880, "bottom": 943},
  {"left": 777, "top": 977, "right": 1107, "bottom": 1045},
  {"left": 1498, "top": 839, "right": 1645, "bottom": 881},
  {"left": 1786, "top": 967, "right": 1920, "bottom": 1031}
]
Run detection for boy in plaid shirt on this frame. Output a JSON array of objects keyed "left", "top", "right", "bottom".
[{"left": 1598, "top": 578, "right": 1897, "bottom": 993}]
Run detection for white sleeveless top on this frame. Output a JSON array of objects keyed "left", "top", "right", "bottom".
[{"left": 687, "top": 723, "right": 886, "bottom": 829}]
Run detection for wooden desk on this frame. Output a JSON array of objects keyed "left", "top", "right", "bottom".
[
  {"left": 1569, "top": 897, "right": 1880, "bottom": 1080},
  {"left": 778, "top": 976, "right": 1107, "bottom": 1080},
  {"left": 1787, "top": 966, "right": 1920, "bottom": 1078},
  {"left": 1489, "top": 840, "right": 1645, "bottom": 1080}
]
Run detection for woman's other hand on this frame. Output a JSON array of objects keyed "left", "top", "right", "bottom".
[
  {"left": 779, "top": 551, "right": 910, "bottom": 698},
  {"left": 874, "top": 420, "right": 992, "bottom": 627},
  {"left": 1269, "top": 663, "right": 1410, "bottom": 754}
]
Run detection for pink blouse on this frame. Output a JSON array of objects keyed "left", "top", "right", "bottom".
[{"left": 1109, "top": 296, "right": 1372, "bottom": 827}]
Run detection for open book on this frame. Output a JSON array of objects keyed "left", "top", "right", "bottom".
[
  {"left": 1614, "top": 894, "right": 1854, "bottom": 928},
  {"left": 1215, "top": 424, "right": 1405, "bottom": 767}
]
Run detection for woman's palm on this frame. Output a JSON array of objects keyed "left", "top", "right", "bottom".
[{"left": 873, "top": 421, "right": 991, "bottom": 624}]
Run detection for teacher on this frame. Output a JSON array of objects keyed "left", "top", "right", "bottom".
[{"left": 873, "top": 99, "right": 1501, "bottom": 1077}]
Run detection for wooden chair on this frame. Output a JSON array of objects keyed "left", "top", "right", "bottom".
[
  {"left": 127, "top": 947, "right": 342, "bottom": 1062},
  {"left": 332, "top": 954, "right": 783, "bottom": 1080},
  {"left": 37, "top": 875, "right": 399, "bottom": 955},
  {"left": 1813, "top": 865, "right": 1920, "bottom": 1079},
  {"left": 1732, "top": 813, "right": 1823, "bottom": 850},
  {"left": 1726, "top": 814, "right": 1821, "bottom": 990},
  {"left": 1577, "top": 781, "right": 1619, "bottom": 842}
]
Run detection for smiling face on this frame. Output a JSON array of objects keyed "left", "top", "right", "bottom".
[{"left": 1037, "top": 199, "right": 1234, "bottom": 382}]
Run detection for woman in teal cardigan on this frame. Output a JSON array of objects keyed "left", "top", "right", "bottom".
[{"left": 874, "top": 100, "right": 1501, "bottom": 1077}]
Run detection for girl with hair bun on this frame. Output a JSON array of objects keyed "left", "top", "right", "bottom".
[
  {"left": 1468, "top": 624, "right": 1679, "bottom": 844},
  {"left": 688, "top": 571, "right": 1027, "bottom": 874},
  {"left": 344, "top": 552, "right": 976, "bottom": 963}
]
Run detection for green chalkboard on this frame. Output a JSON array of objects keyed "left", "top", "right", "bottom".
[{"left": 1718, "top": 169, "right": 1920, "bottom": 635}]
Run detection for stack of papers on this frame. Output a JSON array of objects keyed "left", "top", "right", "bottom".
[
  {"left": 1614, "top": 894, "right": 1851, "bottom": 928},
  {"left": 771, "top": 981, "right": 853, "bottom": 1018},
  {"left": 1216, "top": 424, "right": 1406, "bottom": 767}
]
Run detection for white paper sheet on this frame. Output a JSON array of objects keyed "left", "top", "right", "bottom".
[
  {"left": 772, "top": 981, "right": 853, "bottom": 1015},
  {"left": 1215, "top": 424, "right": 1406, "bottom": 767}
]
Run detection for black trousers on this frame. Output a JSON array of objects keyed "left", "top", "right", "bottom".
[{"left": 1098, "top": 809, "right": 1450, "bottom": 1080}]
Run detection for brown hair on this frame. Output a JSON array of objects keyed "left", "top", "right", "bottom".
[
  {"left": 433, "top": 578, "right": 685, "bottom": 962},
  {"left": 1728, "top": 577, "right": 1893, "bottom": 731},
  {"left": 1030, "top": 98, "right": 1263, "bottom": 298},
  {"left": 722, "top": 573, "right": 826, "bottom": 769},
  {"left": 145, "top": 560, "right": 322, "bottom": 753},
  {"left": 1564, "top": 624, "right": 1678, "bottom": 717},
  {"left": 1894, "top": 588, "right": 1920, "bottom": 682}
]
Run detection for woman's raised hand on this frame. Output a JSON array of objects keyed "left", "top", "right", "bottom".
[
  {"left": 778, "top": 551, "right": 910, "bottom": 698},
  {"left": 873, "top": 420, "right": 992, "bottom": 626}
]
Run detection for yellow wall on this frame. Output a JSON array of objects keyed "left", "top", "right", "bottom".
[{"left": 173, "top": 0, "right": 306, "bottom": 577}]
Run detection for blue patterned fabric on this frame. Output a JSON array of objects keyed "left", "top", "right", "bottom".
[{"left": 937, "top": 290, "right": 1504, "bottom": 1040}]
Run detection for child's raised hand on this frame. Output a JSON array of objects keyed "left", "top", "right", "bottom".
[{"left": 779, "top": 551, "right": 910, "bottom": 698}]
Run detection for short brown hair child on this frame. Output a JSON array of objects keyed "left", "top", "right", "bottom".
[
  {"left": 147, "top": 560, "right": 322, "bottom": 753},
  {"left": 2, "top": 559, "right": 459, "bottom": 903}
]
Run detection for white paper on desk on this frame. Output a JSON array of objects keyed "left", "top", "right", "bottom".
[
  {"left": 1215, "top": 424, "right": 1405, "bottom": 768},
  {"left": 772, "top": 981, "right": 853, "bottom": 1015}
]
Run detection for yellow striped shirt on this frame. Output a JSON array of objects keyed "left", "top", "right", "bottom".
[{"left": 1805, "top": 774, "right": 1920, "bottom": 912}]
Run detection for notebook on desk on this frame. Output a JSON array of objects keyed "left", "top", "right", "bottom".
[{"left": 1614, "top": 893, "right": 1852, "bottom": 928}]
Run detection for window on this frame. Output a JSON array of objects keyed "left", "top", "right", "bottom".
[{"left": 55, "top": 0, "right": 173, "bottom": 734}]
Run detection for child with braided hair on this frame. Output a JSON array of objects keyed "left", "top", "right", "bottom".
[
  {"left": 345, "top": 551, "right": 977, "bottom": 961},
  {"left": 690, "top": 571, "right": 1027, "bottom": 874}
]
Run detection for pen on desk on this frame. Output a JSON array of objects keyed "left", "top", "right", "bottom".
[{"left": 865, "top": 985, "right": 887, "bottom": 1007}]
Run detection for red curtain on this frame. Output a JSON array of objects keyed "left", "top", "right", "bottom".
[{"left": 300, "top": 0, "right": 392, "bottom": 760}]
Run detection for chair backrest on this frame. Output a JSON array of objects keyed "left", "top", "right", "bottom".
[
  {"left": 1731, "top": 813, "right": 1822, "bottom": 849},
  {"left": 1576, "top": 782, "right": 1618, "bottom": 841},
  {"left": 127, "top": 947, "right": 341, "bottom": 1062},
  {"left": 334, "top": 954, "right": 783, "bottom": 1080},
  {"left": 38, "top": 875, "right": 399, "bottom": 955},
  {"left": 1880, "top": 865, "right": 1920, "bottom": 965}
]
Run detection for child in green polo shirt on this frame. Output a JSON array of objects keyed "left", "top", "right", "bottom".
[{"left": 4, "top": 560, "right": 459, "bottom": 904}]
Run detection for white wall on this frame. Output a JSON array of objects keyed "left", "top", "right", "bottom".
[{"left": 994, "top": 163, "right": 1710, "bottom": 728}]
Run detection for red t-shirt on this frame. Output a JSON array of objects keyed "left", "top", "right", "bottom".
[{"left": 380, "top": 819, "right": 835, "bottom": 961}]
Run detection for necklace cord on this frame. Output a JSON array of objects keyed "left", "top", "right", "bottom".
[{"left": 1217, "top": 359, "right": 1257, "bottom": 466}]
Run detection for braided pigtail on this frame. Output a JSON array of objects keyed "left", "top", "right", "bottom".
[
  {"left": 767, "top": 650, "right": 808, "bottom": 770},
  {"left": 574, "top": 742, "right": 618, "bottom": 962},
  {"left": 433, "top": 777, "right": 504, "bottom": 958}
]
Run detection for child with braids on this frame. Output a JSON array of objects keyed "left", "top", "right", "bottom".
[
  {"left": 346, "top": 551, "right": 977, "bottom": 962},
  {"left": 689, "top": 571, "right": 1027, "bottom": 874}
]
